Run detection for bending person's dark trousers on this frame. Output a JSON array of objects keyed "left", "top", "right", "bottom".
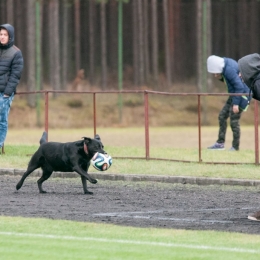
[{"left": 217, "top": 96, "right": 242, "bottom": 150}]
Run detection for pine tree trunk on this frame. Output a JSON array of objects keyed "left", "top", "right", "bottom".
[
  {"left": 168, "top": 0, "right": 173, "bottom": 77},
  {"left": 137, "top": 0, "right": 144, "bottom": 86},
  {"left": 151, "top": 0, "right": 158, "bottom": 89},
  {"left": 249, "top": 0, "right": 259, "bottom": 52},
  {"left": 62, "top": 0, "right": 69, "bottom": 90},
  {"left": 108, "top": 0, "right": 118, "bottom": 73},
  {"left": 49, "top": 0, "right": 61, "bottom": 96},
  {"left": 143, "top": 0, "right": 150, "bottom": 86},
  {"left": 206, "top": 0, "right": 212, "bottom": 92},
  {"left": 132, "top": 0, "right": 139, "bottom": 86},
  {"left": 196, "top": 0, "right": 202, "bottom": 92},
  {"left": 6, "top": 0, "right": 14, "bottom": 24},
  {"left": 74, "top": 0, "right": 81, "bottom": 73},
  {"left": 163, "top": 0, "right": 171, "bottom": 88},
  {"left": 100, "top": 1, "right": 107, "bottom": 90},
  {"left": 26, "top": 0, "right": 36, "bottom": 107},
  {"left": 54, "top": 0, "right": 61, "bottom": 92},
  {"left": 89, "top": 0, "right": 95, "bottom": 85}
]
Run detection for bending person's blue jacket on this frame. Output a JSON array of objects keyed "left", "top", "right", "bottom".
[{"left": 222, "top": 57, "right": 251, "bottom": 111}]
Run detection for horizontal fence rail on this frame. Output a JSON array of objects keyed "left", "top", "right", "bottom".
[{"left": 2, "top": 90, "right": 259, "bottom": 165}]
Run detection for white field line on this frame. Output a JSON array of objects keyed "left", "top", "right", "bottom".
[
  {"left": 93, "top": 207, "right": 256, "bottom": 224},
  {"left": 94, "top": 207, "right": 256, "bottom": 216},
  {"left": 0, "top": 231, "right": 259, "bottom": 254},
  {"left": 93, "top": 213, "right": 233, "bottom": 224}
]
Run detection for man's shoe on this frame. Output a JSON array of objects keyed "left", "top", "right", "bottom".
[
  {"left": 248, "top": 211, "right": 260, "bottom": 221},
  {"left": 207, "top": 142, "right": 225, "bottom": 150},
  {"left": 229, "top": 147, "right": 238, "bottom": 151}
]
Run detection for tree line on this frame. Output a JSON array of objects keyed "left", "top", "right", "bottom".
[{"left": 0, "top": 0, "right": 259, "bottom": 101}]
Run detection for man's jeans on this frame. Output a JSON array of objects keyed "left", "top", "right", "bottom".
[{"left": 0, "top": 93, "right": 14, "bottom": 148}]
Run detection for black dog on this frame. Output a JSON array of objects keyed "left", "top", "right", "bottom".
[{"left": 16, "top": 132, "right": 106, "bottom": 194}]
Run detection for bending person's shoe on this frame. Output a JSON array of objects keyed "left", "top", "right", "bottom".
[{"left": 229, "top": 147, "right": 239, "bottom": 151}]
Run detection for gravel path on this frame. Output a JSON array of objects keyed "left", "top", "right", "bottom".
[{"left": 1, "top": 175, "right": 260, "bottom": 234}]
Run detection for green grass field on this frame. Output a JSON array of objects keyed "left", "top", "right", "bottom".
[
  {"left": 0, "top": 216, "right": 260, "bottom": 260},
  {"left": 1, "top": 127, "right": 260, "bottom": 259}
]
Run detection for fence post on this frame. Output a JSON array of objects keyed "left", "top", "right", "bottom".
[
  {"left": 198, "top": 95, "right": 202, "bottom": 162},
  {"left": 44, "top": 91, "right": 49, "bottom": 141},
  {"left": 144, "top": 91, "right": 150, "bottom": 159},
  {"left": 254, "top": 99, "right": 259, "bottom": 165},
  {"left": 93, "top": 93, "right": 96, "bottom": 136}
]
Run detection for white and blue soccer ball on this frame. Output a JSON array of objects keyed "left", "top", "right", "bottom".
[{"left": 91, "top": 152, "right": 112, "bottom": 171}]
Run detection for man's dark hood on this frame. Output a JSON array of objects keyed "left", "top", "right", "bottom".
[
  {"left": 0, "top": 23, "right": 14, "bottom": 49},
  {"left": 238, "top": 53, "right": 260, "bottom": 88}
]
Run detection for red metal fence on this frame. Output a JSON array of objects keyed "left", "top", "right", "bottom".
[{"left": 2, "top": 90, "right": 259, "bottom": 165}]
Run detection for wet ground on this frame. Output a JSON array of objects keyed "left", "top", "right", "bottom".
[{"left": 1, "top": 175, "right": 260, "bottom": 234}]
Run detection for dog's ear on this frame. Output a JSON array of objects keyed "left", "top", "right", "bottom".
[
  {"left": 82, "top": 137, "right": 92, "bottom": 143},
  {"left": 94, "top": 134, "right": 101, "bottom": 141}
]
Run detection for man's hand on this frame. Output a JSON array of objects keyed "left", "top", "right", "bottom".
[{"left": 233, "top": 105, "right": 239, "bottom": 114}]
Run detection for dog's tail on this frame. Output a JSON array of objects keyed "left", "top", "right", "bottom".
[
  {"left": 39, "top": 131, "right": 48, "bottom": 145},
  {"left": 94, "top": 134, "right": 101, "bottom": 141}
]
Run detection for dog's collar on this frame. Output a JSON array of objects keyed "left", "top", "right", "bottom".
[{"left": 84, "top": 143, "right": 88, "bottom": 154}]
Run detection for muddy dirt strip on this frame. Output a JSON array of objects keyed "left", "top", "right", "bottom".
[{"left": 0, "top": 175, "right": 260, "bottom": 234}]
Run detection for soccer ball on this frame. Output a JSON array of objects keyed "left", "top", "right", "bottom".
[{"left": 91, "top": 152, "right": 112, "bottom": 171}]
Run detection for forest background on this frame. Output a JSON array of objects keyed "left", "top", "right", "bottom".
[{"left": 0, "top": 0, "right": 259, "bottom": 128}]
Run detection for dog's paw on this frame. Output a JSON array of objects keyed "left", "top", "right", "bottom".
[
  {"left": 91, "top": 179, "right": 98, "bottom": 184},
  {"left": 84, "top": 190, "right": 93, "bottom": 195}
]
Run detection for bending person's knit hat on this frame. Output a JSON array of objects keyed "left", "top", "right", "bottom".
[{"left": 207, "top": 55, "right": 225, "bottom": 73}]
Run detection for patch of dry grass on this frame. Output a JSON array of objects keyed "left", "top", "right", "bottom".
[
  {"left": 9, "top": 93, "right": 256, "bottom": 129},
  {"left": 5, "top": 126, "right": 257, "bottom": 150}
]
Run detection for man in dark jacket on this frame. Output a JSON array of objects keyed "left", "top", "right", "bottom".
[
  {"left": 207, "top": 55, "right": 250, "bottom": 151},
  {"left": 0, "top": 24, "right": 23, "bottom": 150},
  {"left": 238, "top": 53, "right": 260, "bottom": 101}
]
